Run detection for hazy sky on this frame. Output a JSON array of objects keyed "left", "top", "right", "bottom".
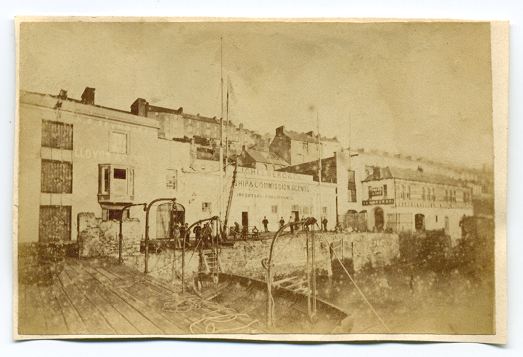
[{"left": 19, "top": 21, "right": 493, "bottom": 168}]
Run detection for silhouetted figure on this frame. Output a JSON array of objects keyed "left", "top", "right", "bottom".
[
  {"left": 322, "top": 217, "right": 328, "bottom": 232},
  {"left": 193, "top": 224, "right": 202, "bottom": 247},
  {"left": 262, "top": 216, "right": 269, "bottom": 232},
  {"left": 279, "top": 217, "right": 285, "bottom": 229}
]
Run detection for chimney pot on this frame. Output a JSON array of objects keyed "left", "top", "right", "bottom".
[
  {"left": 131, "top": 98, "right": 149, "bottom": 117},
  {"left": 81, "top": 87, "right": 95, "bottom": 105}
]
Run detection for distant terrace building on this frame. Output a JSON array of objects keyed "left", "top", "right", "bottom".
[
  {"left": 361, "top": 166, "right": 473, "bottom": 241},
  {"left": 131, "top": 97, "right": 264, "bottom": 156},
  {"left": 279, "top": 148, "right": 480, "bottom": 243}
]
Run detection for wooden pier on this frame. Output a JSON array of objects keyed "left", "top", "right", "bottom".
[{"left": 17, "top": 258, "right": 263, "bottom": 337}]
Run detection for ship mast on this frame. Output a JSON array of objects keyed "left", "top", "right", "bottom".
[{"left": 219, "top": 37, "right": 224, "bottom": 228}]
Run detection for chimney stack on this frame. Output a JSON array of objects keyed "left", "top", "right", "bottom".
[
  {"left": 131, "top": 98, "right": 149, "bottom": 117},
  {"left": 372, "top": 166, "right": 381, "bottom": 180},
  {"left": 81, "top": 87, "right": 95, "bottom": 105}
]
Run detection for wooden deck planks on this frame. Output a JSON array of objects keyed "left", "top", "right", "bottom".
[
  {"left": 51, "top": 275, "right": 89, "bottom": 334},
  {"left": 65, "top": 262, "right": 143, "bottom": 335},
  {"left": 60, "top": 264, "right": 116, "bottom": 334},
  {"left": 80, "top": 263, "right": 184, "bottom": 334},
  {"left": 19, "top": 282, "right": 48, "bottom": 335},
  {"left": 18, "top": 258, "right": 262, "bottom": 336},
  {"left": 36, "top": 280, "right": 70, "bottom": 335}
]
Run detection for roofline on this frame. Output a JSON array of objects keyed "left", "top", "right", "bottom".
[{"left": 20, "top": 90, "right": 159, "bottom": 129}]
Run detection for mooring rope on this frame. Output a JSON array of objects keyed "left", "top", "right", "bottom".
[{"left": 317, "top": 234, "right": 392, "bottom": 332}]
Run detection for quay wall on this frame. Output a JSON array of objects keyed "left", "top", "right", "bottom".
[{"left": 121, "top": 232, "right": 400, "bottom": 283}]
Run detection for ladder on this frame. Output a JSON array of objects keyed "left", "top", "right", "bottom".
[{"left": 203, "top": 250, "right": 220, "bottom": 274}]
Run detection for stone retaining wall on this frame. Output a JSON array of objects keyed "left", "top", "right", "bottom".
[
  {"left": 325, "top": 232, "right": 400, "bottom": 271},
  {"left": 77, "top": 212, "right": 142, "bottom": 258}
]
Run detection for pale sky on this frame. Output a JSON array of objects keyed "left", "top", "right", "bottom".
[{"left": 19, "top": 21, "right": 493, "bottom": 169}]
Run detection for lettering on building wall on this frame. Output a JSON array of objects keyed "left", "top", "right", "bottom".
[{"left": 362, "top": 198, "right": 395, "bottom": 206}]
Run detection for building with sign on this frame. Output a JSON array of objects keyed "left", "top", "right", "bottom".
[
  {"left": 361, "top": 166, "right": 473, "bottom": 242},
  {"left": 18, "top": 88, "right": 337, "bottom": 244},
  {"left": 278, "top": 148, "right": 478, "bottom": 243}
]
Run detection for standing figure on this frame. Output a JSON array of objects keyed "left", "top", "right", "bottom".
[
  {"left": 262, "top": 216, "right": 269, "bottom": 232},
  {"left": 289, "top": 216, "right": 295, "bottom": 234},
  {"left": 322, "top": 217, "right": 328, "bottom": 232},
  {"left": 279, "top": 217, "right": 285, "bottom": 229},
  {"left": 193, "top": 224, "right": 202, "bottom": 247}
]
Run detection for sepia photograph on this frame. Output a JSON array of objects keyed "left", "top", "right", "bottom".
[{"left": 14, "top": 18, "right": 508, "bottom": 343}]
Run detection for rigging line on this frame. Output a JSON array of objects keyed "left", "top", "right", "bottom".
[{"left": 317, "top": 234, "right": 392, "bottom": 333}]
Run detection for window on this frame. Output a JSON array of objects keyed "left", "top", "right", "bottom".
[
  {"left": 422, "top": 187, "right": 425, "bottom": 200},
  {"left": 322, "top": 206, "right": 328, "bottom": 215},
  {"left": 302, "top": 142, "right": 309, "bottom": 153},
  {"left": 39, "top": 205, "right": 71, "bottom": 242},
  {"left": 98, "top": 164, "right": 134, "bottom": 200},
  {"left": 347, "top": 170, "right": 357, "bottom": 202},
  {"left": 407, "top": 186, "right": 411, "bottom": 199},
  {"left": 400, "top": 185, "right": 405, "bottom": 199},
  {"left": 41, "top": 159, "right": 73, "bottom": 193},
  {"left": 271, "top": 205, "right": 278, "bottom": 214},
  {"left": 166, "top": 169, "right": 178, "bottom": 190},
  {"left": 114, "top": 168, "right": 127, "bottom": 179},
  {"left": 110, "top": 131, "right": 128, "bottom": 154},
  {"left": 102, "top": 209, "right": 129, "bottom": 221},
  {"left": 41, "top": 120, "right": 73, "bottom": 150},
  {"left": 383, "top": 184, "right": 388, "bottom": 198},
  {"left": 202, "top": 202, "right": 211, "bottom": 213},
  {"left": 100, "top": 166, "right": 110, "bottom": 194}
]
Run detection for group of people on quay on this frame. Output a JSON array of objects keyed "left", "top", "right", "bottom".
[{"left": 167, "top": 213, "right": 336, "bottom": 249}]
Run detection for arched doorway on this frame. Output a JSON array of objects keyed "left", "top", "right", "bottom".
[
  {"left": 415, "top": 213, "right": 425, "bottom": 231},
  {"left": 345, "top": 210, "right": 358, "bottom": 231},
  {"left": 156, "top": 202, "right": 185, "bottom": 239},
  {"left": 374, "top": 207, "right": 384, "bottom": 232},
  {"left": 358, "top": 210, "right": 368, "bottom": 232}
]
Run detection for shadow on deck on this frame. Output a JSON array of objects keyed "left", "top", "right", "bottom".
[{"left": 17, "top": 257, "right": 263, "bottom": 337}]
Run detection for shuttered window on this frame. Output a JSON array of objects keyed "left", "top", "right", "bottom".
[
  {"left": 39, "top": 205, "right": 72, "bottom": 242},
  {"left": 41, "top": 120, "right": 73, "bottom": 150},
  {"left": 41, "top": 159, "right": 73, "bottom": 193}
]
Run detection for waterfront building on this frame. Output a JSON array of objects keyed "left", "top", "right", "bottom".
[
  {"left": 279, "top": 149, "right": 478, "bottom": 243},
  {"left": 18, "top": 88, "right": 336, "bottom": 244}
]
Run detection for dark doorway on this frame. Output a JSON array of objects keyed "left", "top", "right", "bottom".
[
  {"left": 374, "top": 207, "right": 384, "bottom": 232},
  {"left": 415, "top": 213, "right": 425, "bottom": 231},
  {"left": 292, "top": 210, "right": 300, "bottom": 222},
  {"left": 242, "top": 212, "right": 249, "bottom": 228},
  {"left": 172, "top": 209, "right": 185, "bottom": 225}
]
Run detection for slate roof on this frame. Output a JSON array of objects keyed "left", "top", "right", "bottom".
[
  {"left": 363, "top": 166, "right": 466, "bottom": 187},
  {"left": 245, "top": 149, "right": 289, "bottom": 166},
  {"left": 283, "top": 129, "right": 339, "bottom": 143}
]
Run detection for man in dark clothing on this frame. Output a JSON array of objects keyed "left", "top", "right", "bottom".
[
  {"left": 202, "top": 223, "right": 212, "bottom": 248},
  {"left": 279, "top": 217, "right": 285, "bottom": 229},
  {"left": 322, "top": 217, "right": 328, "bottom": 232},
  {"left": 262, "top": 216, "right": 269, "bottom": 232},
  {"left": 289, "top": 216, "right": 295, "bottom": 234},
  {"left": 182, "top": 223, "right": 190, "bottom": 245},
  {"left": 193, "top": 224, "right": 202, "bottom": 246}
]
